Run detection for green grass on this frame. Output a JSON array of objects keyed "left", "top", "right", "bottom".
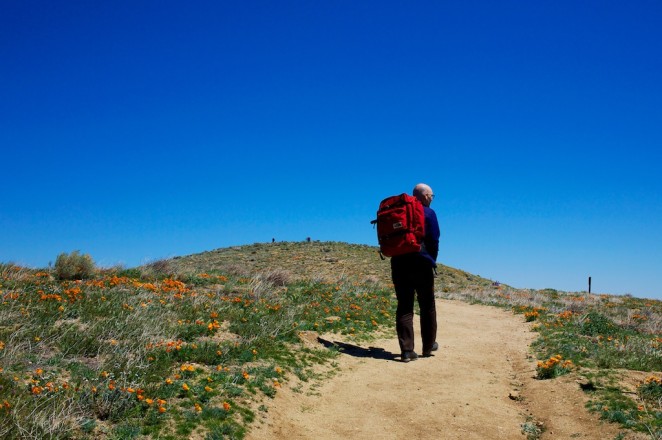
[
  {"left": 2, "top": 241, "right": 661, "bottom": 439},
  {"left": 0, "top": 259, "right": 396, "bottom": 439}
]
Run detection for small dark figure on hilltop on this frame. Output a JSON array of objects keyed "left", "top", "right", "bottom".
[{"left": 391, "top": 183, "right": 440, "bottom": 362}]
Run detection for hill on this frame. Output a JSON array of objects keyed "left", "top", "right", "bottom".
[
  {"left": 168, "top": 240, "right": 497, "bottom": 293},
  {"left": 1, "top": 242, "right": 659, "bottom": 439},
  {"left": 170, "top": 241, "right": 661, "bottom": 439},
  {"left": 165, "top": 241, "right": 659, "bottom": 440}
]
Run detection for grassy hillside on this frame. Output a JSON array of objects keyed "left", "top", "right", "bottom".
[
  {"left": 1, "top": 241, "right": 660, "bottom": 439},
  {"left": 0, "top": 244, "right": 405, "bottom": 440},
  {"left": 150, "top": 241, "right": 662, "bottom": 439},
  {"left": 169, "top": 240, "right": 497, "bottom": 293}
]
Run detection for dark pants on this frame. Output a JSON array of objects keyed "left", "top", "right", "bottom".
[{"left": 391, "top": 254, "right": 437, "bottom": 353}]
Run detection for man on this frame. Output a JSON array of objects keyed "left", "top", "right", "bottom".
[{"left": 391, "top": 183, "right": 440, "bottom": 362}]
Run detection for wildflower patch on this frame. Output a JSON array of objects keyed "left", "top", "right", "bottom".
[{"left": 0, "top": 263, "right": 396, "bottom": 439}]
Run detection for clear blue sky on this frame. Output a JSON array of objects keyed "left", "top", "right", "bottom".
[{"left": 2, "top": 1, "right": 661, "bottom": 300}]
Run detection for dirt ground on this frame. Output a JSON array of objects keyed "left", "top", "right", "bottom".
[{"left": 247, "top": 299, "right": 632, "bottom": 440}]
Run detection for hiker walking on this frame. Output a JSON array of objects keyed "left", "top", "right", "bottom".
[{"left": 390, "top": 183, "right": 440, "bottom": 362}]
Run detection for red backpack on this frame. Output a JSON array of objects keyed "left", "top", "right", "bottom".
[{"left": 371, "top": 193, "right": 425, "bottom": 258}]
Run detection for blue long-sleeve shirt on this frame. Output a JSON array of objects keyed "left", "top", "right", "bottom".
[{"left": 420, "top": 206, "right": 440, "bottom": 267}]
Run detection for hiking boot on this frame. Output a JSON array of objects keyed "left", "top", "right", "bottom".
[
  {"left": 422, "top": 342, "right": 439, "bottom": 357},
  {"left": 401, "top": 351, "right": 419, "bottom": 362}
]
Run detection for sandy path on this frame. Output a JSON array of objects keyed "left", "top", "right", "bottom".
[{"left": 247, "top": 299, "right": 626, "bottom": 440}]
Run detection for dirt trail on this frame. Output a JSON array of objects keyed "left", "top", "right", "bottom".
[{"left": 247, "top": 299, "right": 626, "bottom": 440}]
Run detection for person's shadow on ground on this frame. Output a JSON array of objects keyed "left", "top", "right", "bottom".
[{"left": 317, "top": 337, "right": 396, "bottom": 361}]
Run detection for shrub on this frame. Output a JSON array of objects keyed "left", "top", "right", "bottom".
[
  {"left": 580, "top": 312, "right": 619, "bottom": 337},
  {"left": 638, "top": 375, "right": 662, "bottom": 403},
  {"left": 54, "top": 250, "right": 95, "bottom": 280},
  {"left": 536, "top": 354, "right": 574, "bottom": 379},
  {"left": 263, "top": 269, "right": 291, "bottom": 287},
  {"left": 143, "top": 258, "right": 175, "bottom": 277}
]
